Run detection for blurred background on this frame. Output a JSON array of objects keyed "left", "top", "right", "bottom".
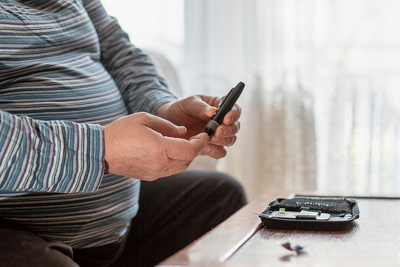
[{"left": 102, "top": 0, "right": 400, "bottom": 200}]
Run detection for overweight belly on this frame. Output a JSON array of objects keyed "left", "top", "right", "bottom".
[
  {"left": 0, "top": 60, "right": 129, "bottom": 125},
  {"left": 0, "top": 174, "right": 140, "bottom": 248}
]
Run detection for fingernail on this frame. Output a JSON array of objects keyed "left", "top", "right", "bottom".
[
  {"left": 219, "top": 128, "right": 226, "bottom": 137},
  {"left": 208, "top": 107, "right": 217, "bottom": 116},
  {"left": 178, "top": 126, "right": 186, "bottom": 133}
]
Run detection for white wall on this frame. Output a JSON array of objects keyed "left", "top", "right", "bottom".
[{"left": 101, "top": 0, "right": 184, "bottom": 65}]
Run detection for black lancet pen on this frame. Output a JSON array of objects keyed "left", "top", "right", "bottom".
[{"left": 205, "top": 81, "right": 245, "bottom": 136}]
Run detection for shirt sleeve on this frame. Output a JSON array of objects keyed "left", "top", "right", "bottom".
[
  {"left": 82, "top": 0, "right": 177, "bottom": 115},
  {"left": 0, "top": 110, "right": 105, "bottom": 193}
]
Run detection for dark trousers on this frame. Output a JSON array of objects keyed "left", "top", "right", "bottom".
[{"left": 0, "top": 171, "right": 247, "bottom": 267}]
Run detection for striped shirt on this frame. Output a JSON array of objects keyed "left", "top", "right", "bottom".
[{"left": 0, "top": 0, "right": 176, "bottom": 248}]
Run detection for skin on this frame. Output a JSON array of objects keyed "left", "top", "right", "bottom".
[{"left": 103, "top": 95, "right": 242, "bottom": 181}]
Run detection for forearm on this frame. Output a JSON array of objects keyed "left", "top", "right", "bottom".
[{"left": 0, "top": 110, "right": 104, "bottom": 193}]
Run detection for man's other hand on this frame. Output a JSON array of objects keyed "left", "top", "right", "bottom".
[
  {"left": 103, "top": 112, "right": 208, "bottom": 181},
  {"left": 157, "top": 95, "right": 242, "bottom": 159}
]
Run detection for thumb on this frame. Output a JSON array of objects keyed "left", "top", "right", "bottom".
[
  {"left": 164, "top": 132, "right": 209, "bottom": 161},
  {"left": 144, "top": 114, "right": 187, "bottom": 138},
  {"left": 184, "top": 97, "right": 217, "bottom": 121},
  {"left": 188, "top": 132, "right": 210, "bottom": 154}
]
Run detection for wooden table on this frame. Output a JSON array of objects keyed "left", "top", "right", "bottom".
[{"left": 158, "top": 193, "right": 400, "bottom": 267}]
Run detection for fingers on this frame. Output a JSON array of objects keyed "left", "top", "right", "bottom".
[
  {"left": 198, "top": 95, "right": 242, "bottom": 124},
  {"left": 183, "top": 96, "right": 218, "bottom": 120},
  {"left": 223, "top": 104, "right": 242, "bottom": 125},
  {"left": 154, "top": 133, "right": 209, "bottom": 177},
  {"left": 163, "top": 132, "right": 209, "bottom": 161},
  {"left": 214, "top": 121, "right": 240, "bottom": 139},
  {"left": 198, "top": 95, "right": 221, "bottom": 109},
  {"left": 204, "top": 119, "right": 240, "bottom": 159},
  {"left": 210, "top": 135, "right": 237, "bottom": 147},
  {"left": 142, "top": 113, "right": 187, "bottom": 138},
  {"left": 201, "top": 144, "right": 227, "bottom": 159}
]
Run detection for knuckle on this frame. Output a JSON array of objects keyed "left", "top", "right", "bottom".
[
  {"left": 222, "top": 137, "right": 231, "bottom": 146},
  {"left": 186, "top": 95, "right": 198, "bottom": 104},
  {"left": 229, "top": 136, "right": 237, "bottom": 146},
  {"left": 136, "top": 112, "right": 147, "bottom": 118},
  {"left": 187, "top": 148, "right": 196, "bottom": 161},
  {"left": 214, "top": 148, "right": 227, "bottom": 159},
  {"left": 220, "top": 150, "right": 228, "bottom": 158},
  {"left": 166, "top": 121, "right": 176, "bottom": 131},
  {"left": 236, "top": 121, "right": 241, "bottom": 132},
  {"left": 235, "top": 103, "right": 242, "bottom": 115},
  {"left": 188, "top": 95, "right": 197, "bottom": 101},
  {"left": 137, "top": 112, "right": 152, "bottom": 122}
]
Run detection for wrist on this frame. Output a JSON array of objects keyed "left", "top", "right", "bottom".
[
  {"left": 157, "top": 101, "right": 172, "bottom": 120},
  {"left": 103, "top": 125, "right": 111, "bottom": 174}
]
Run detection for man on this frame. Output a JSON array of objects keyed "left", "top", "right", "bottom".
[{"left": 0, "top": 0, "right": 246, "bottom": 266}]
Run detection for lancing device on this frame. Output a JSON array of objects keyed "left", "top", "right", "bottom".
[{"left": 205, "top": 81, "right": 245, "bottom": 136}]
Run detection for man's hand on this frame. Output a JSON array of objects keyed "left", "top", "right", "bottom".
[
  {"left": 157, "top": 95, "right": 242, "bottom": 159},
  {"left": 103, "top": 112, "right": 208, "bottom": 181}
]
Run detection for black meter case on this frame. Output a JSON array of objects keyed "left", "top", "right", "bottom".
[{"left": 258, "top": 197, "right": 360, "bottom": 231}]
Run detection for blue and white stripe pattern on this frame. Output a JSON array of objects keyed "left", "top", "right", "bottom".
[{"left": 0, "top": 0, "right": 176, "bottom": 248}]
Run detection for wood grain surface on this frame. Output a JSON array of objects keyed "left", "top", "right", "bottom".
[{"left": 159, "top": 194, "right": 400, "bottom": 267}]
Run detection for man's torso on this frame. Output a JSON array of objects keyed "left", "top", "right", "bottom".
[{"left": 0, "top": 0, "right": 139, "bottom": 248}]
